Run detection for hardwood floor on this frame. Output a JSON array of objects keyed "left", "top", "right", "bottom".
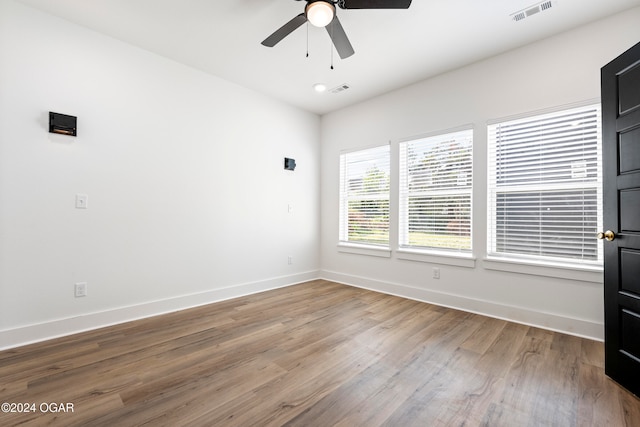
[{"left": 1, "top": 280, "right": 638, "bottom": 426}]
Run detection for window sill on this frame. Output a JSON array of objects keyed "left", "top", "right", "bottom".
[
  {"left": 396, "top": 248, "right": 476, "bottom": 268},
  {"left": 483, "top": 256, "right": 603, "bottom": 283},
  {"left": 338, "top": 243, "right": 392, "bottom": 258}
]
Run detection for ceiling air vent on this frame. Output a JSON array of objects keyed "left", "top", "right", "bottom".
[
  {"left": 331, "top": 84, "right": 350, "bottom": 94},
  {"left": 540, "top": 1, "right": 553, "bottom": 11},
  {"left": 511, "top": 1, "right": 553, "bottom": 22}
]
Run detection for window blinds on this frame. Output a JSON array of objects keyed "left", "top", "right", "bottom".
[
  {"left": 487, "top": 104, "right": 602, "bottom": 265},
  {"left": 339, "top": 145, "right": 390, "bottom": 246},
  {"left": 399, "top": 129, "right": 473, "bottom": 252}
]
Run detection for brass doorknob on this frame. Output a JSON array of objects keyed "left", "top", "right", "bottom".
[{"left": 597, "top": 230, "right": 616, "bottom": 241}]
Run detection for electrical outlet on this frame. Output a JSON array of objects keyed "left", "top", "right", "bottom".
[
  {"left": 433, "top": 267, "right": 440, "bottom": 279},
  {"left": 288, "top": 256, "right": 293, "bottom": 265},
  {"left": 75, "top": 282, "right": 87, "bottom": 297}
]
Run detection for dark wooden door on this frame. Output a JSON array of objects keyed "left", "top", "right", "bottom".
[{"left": 601, "top": 40, "right": 640, "bottom": 397}]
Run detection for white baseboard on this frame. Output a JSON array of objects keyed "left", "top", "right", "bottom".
[
  {"left": 0, "top": 270, "right": 320, "bottom": 351},
  {"left": 1, "top": 269, "right": 603, "bottom": 350},
  {"left": 320, "top": 270, "right": 604, "bottom": 341}
]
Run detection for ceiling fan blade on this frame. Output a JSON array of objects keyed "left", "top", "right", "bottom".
[
  {"left": 338, "top": 0, "right": 411, "bottom": 9},
  {"left": 326, "top": 16, "right": 354, "bottom": 59},
  {"left": 261, "top": 13, "right": 307, "bottom": 47}
]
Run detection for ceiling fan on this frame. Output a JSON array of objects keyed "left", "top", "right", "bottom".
[{"left": 261, "top": 0, "right": 412, "bottom": 59}]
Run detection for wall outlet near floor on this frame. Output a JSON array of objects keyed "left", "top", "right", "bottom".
[
  {"left": 433, "top": 267, "right": 440, "bottom": 279},
  {"left": 75, "top": 282, "right": 87, "bottom": 297},
  {"left": 288, "top": 256, "right": 293, "bottom": 265}
]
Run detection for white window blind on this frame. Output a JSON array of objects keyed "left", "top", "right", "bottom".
[
  {"left": 487, "top": 104, "right": 603, "bottom": 266},
  {"left": 339, "top": 145, "right": 390, "bottom": 246},
  {"left": 399, "top": 129, "right": 473, "bottom": 252}
]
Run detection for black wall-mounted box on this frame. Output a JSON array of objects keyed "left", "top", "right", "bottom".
[
  {"left": 49, "top": 112, "right": 77, "bottom": 136},
  {"left": 284, "top": 157, "right": 296, "bottom": 171}
]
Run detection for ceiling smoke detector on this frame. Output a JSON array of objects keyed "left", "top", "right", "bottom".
[{"left": 511, "top": 1, "right": 553, "bottom": 22}]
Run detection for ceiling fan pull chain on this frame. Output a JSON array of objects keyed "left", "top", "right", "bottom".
[
  {"left": 330, "top": 19, "right": 334, "bottom": 69},
  {"left": 306, "top": 22, "right": 309, "bottom": 57}
]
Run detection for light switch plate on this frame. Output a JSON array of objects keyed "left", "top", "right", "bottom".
[{"left": 76, "top": 193, "right": 88, "bottom": 209}]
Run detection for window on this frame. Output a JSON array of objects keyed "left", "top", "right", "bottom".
[
  {"left": 487, "top": 104, "right": 602, "bottom": 267},
  {"left": 339, "top": 145, "right": 390, "bottom": 247},
  {"left": 399, "top": 129, "right": 473, "bottom": 253}
]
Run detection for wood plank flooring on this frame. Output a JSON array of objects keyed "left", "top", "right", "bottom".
[{"left": 1, "top": 279, "right": 638, "bottom": 426}]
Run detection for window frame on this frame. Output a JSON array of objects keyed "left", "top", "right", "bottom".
[
  {"left": 486, "top": 101, "right": 603, "bottom": 272},
  {"left": 398, "top": 127, "right": 474, "bottom": 259},
  {"left": 338, "top": 144, "right": 391, "bottom": 257}
]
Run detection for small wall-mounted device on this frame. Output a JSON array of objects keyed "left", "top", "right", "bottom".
[
  {"left": 284, "top": 157, "right": 296, "bottom": 171},
  {"left": 49, "top": 112, "right": 77, "bottom": 136}
]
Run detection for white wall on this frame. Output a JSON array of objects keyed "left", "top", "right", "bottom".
[
  {"left": 2, "top": 1, "right": 638, "bottom": 350},
  {"left": 0, "top": 0, "right": 320, "bottom": 349},
  {"left": 320, "top": 8, "right": 640, "bottom": 340}
]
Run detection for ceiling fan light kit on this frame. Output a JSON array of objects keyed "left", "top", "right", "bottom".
[
  {"left": 306, "top": 1, "right": 336, "bottom": 27},
  {"left": 261, "top": 0, "right": 412, "bottom": 60}
]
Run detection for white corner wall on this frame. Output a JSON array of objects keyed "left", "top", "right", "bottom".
[
  {"left": 320, "top": 8, "right": 640, "bottom": 341},
  {"left": 0, "top": 0, "right": 320, "bottom": 349}
]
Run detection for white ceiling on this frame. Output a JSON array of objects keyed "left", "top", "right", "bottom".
[{"left": 15, "top": 0, "right": 640, "bottom": 115}]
